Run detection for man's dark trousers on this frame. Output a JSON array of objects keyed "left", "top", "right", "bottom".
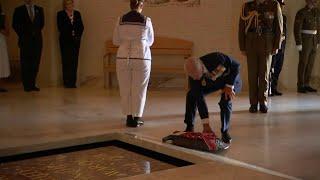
[
  {"left": 184, "top": 75, "right": 241, "bottom": 133},
  {"left": 270, "top": 50, "right": 284, "bottom": 92},
  {"left": 20, "top": 37, "right": 42, "bottom": 90}
]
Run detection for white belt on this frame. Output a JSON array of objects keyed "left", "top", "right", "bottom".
[{"left": 302, "top": 30, "right": 317, "bottom": 35}]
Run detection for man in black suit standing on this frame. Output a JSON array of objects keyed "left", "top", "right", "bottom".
[{"left": 12, "top": 0, "right": 44, "bottom": 92}]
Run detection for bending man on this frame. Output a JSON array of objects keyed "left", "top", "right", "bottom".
[{"left": 184, "top": 52, "right": 241, "bottom": 144}]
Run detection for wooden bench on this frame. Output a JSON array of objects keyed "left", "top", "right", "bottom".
[{"left": 103, "top": 37, "right": 193, "bottom": 88}]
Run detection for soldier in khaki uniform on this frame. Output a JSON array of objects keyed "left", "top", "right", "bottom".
[
  {"left": 294, "top": 0, "right": 320, "bottom": 93},
  {"left": 239, "top": 0, "right": 283, "bottom": 113}
]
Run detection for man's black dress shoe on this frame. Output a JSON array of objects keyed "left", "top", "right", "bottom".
[
  {"left": 32, "top": 87, "right": 40, "bottom": 91},
  {"left": 221, "top": 131, "right": 232, "bottom": 144},
  {"left": 185, "top": 125, "right": 194, "bottom": 132}
]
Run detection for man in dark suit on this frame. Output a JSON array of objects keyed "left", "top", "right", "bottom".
[
  {"left": 12, "top": 0, "right": 44, "bottom": 92},
  {"left": 184, "top": 52, "right": 242, "bottom": 144},
  {"left": 269, "top": 0, "right": 287, "bottom": 96}
]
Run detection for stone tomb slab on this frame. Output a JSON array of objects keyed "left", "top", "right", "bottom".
[{"left": 0, "top": 140, "right": 192, "bottom": 180}]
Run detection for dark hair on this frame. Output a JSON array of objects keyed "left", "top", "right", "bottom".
[{"left": 130, "top": 0, "right": 144, "bottom": 10}]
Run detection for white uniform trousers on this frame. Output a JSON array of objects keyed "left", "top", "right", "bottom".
[{"left": 116, "top": 58, "right": 151, "bottom": 117}]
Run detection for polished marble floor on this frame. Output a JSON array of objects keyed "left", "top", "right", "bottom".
[{"left": 0, "top": 85, "right": 320, "bottom": 179}]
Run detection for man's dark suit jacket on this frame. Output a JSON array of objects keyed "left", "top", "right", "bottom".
[{"left": 12, "top": 4, "right": 44, "bottom": 48}]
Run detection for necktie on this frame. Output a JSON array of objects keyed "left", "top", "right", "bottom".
[{"left": 28, "top": 5, "right": 34, "bottom": 21}]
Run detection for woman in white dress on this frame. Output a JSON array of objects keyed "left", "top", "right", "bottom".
[
  {"left": 113, "top": 0, "right": 154, "bottom": 127},
  {"left": 0, "top": 4, "right": 10, "bottom": 92}
]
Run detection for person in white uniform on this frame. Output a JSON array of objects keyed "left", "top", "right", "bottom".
[
  {"left": 0, "top": 4, "right": 10, "bottom": 92},
  {"left": 113, "top": 0, "right": 154, "bottom": 127}
]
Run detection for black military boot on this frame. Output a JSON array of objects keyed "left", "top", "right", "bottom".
[
  {"left": 259, "top": 104, "right": 268, "bottom": 113},
  {"left": 297, "top": 87, "right": 307, "bottom": 93},
  {"left": 221, "top": 131, "right": 232, "bottom": 144},
  {"left": 249, "top": 104, "right": 258, "bottom": 113},
  {"left": 305, "top": 86, "right": 317, "bottom": 92}
]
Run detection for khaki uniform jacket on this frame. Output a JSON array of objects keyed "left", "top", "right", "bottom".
[
  {"left": 239, "top": 0, "right": 283, "bottom": 52},
  {"left": 294, "top": 6, "right": 320, "bottom": 46}
]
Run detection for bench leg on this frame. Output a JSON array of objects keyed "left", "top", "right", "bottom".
[{"left": 105, "top": 72, "right": 109, "bottom": 89}]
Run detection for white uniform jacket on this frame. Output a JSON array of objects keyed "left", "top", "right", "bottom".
[{"left": 113, "top": 11, "right": 154, "bottom": 60}]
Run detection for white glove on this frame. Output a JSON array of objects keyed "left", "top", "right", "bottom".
[{"left": 296, "top": 45, "right": 302, "bottom": 51}]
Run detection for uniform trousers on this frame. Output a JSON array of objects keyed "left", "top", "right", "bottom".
[
  {"left": 116, "top": 58, "right": 151, "bottom": 117},
  {"left": 184, "top": 75, "right": 241, "bottom": 133},
  {"left": 298, "top": 34, "right": 317, "bottom": 88},
  {"left": 246, "top": 33, "right": 273, "bottom": 106}
]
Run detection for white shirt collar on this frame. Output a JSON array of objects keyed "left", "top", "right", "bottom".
[{"left": 25, "top": 4, "right": 34, "bottom": 8}]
